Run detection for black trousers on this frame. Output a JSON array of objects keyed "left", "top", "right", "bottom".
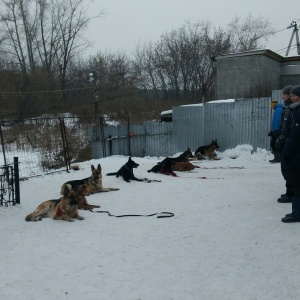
[
  {"left": 290, "top": 167, "right": 300, "bottom": 198},
  {"left": 270, "top": 136, "right": 277, "bottom": 152}
]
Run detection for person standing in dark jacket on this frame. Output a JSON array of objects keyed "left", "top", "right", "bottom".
[
  {"left": 281, "top": 85, "right": 300, "bottom": 223},
  {"left": 276, "top": 85, "right": 294, "bottom": 203}
]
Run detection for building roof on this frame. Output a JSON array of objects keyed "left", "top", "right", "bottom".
[
  {"left": 213, "top": 49, "right": 283, "bottom": 62},
  {"left": 213, "top": 49, "right": 300, "bottom": 63}
]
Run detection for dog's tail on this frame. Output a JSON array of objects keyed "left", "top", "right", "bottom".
[{"left": 106, "top": 172, "right": 117, "bottom": 176}]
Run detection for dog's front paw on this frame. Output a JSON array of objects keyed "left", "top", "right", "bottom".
[
  {"left": 33, "top": 216, "right": 43, "bottom": 222},
  {"left": 77, "top": 216, "right": 85, "bottom": 220},
  {"left": 68, "top": 219, "right": 75, "bottom": 222}
]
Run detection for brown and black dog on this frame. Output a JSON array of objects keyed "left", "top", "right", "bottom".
[
  {"left": 25, "top": 185, "right": 84, "bottom": 222},
  {"left": 158, "top": 148, "right": 194, "bottom": 166},
  {"left": 194, "top": 139, "right": 220, "bottom": 160},
  {"left": 61, "top": 164, "right": 119, "bottom": 195},
  {"left": 148, "top": 157, "right": 177, "bottom": 176},
  {"left": 73, "top": 184, "right": 100, "bottom": 210},
  {"left": 172, "top": 161, "right": 200, "bottom": 171}
]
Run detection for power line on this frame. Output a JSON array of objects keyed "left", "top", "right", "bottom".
[{"left": 0, "top": 85, "right": 94, "bottom": 95}]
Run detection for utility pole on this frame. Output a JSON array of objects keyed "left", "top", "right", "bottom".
[
  {"left": 88, "top": 72, "right": 99, "bottom": 116},
  {"left": 286, "top": 21, "right": 300, "bottom": 56}
]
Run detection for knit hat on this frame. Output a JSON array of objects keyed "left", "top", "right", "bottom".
[
  {"left": 270, "top": 100, "right": 278, "bottom": 106},
  {"left": 290, "top": 85, "right": 300, "bottom": 97},
  {"left": 282, "top": 85, "right": 294, "bottom": 95}
]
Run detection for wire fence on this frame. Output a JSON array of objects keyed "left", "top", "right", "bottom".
[{"left": 0, "top": 116, "right": 101, "bottom": 178}]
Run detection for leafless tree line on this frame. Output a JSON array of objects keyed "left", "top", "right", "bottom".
[{"left": 0, "top": 0, "right": 274, "bottom": 121}]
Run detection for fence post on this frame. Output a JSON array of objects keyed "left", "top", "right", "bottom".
[
  {"left": 99, "top": 117, "right": 106, "bottom": 157},
  {"left": 127, "top": 117, "right": 131, "bottom": 156},
  {"left": 109, "top": 135, "right": 112, "bottom": 156},
  {"left": 0, "top": 123, "right": 7, "bottom": 166},
  {"left": 14, "top": 157, "right": 20, "bottom": 204},
  {"left": 59, "top": 118, "right": 70, "bottom": 173}
]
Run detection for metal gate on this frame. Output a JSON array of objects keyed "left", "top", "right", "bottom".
[{"left": 0, "top": 157, "right": 20, "bottom": 206}]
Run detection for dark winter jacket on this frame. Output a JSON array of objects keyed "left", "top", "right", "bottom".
[
  {"left": 276, "top": 99, "right": 292, "bottom": 150},
  {"left": 282, "top": 101, "right": 300, "bottom": 167},
  {"left": 279, "top": 99, "right": 293, "bottom": 138}
]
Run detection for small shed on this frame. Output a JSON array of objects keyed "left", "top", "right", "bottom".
[{"left": 160, "top": 109, "right": 172, "bottom": 122}]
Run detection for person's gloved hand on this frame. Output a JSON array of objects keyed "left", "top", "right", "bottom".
[{"left": 276, "top": 135, "right": 285, "bottom": 149}]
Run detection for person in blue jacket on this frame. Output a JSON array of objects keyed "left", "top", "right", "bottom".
[
  {"left": 268, "top": 100, "right": 283, "bottom": 163},
  {"left": 281, "top": 85, "right": 300, "bottom": 222}
]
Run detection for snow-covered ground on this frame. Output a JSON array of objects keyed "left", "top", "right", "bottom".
[{"left": 1, "top": 145, "right": 299, "bottom": 300}]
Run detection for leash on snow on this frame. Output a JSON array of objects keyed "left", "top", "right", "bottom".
[
  {"left": 91, "top": 210, "right": 174, "bottom": 218},
  {"left": 176, "top": 176, "right": 225, "bottom": 179},
  {"left": 200, "top": 166, "right": 245, "bottom": 169},
  {"left": 142, "top": 178, "right": 162, "bottom": 183}
]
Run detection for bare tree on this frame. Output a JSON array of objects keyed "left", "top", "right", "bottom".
[
  {"left": 133, "top": 21, "right": 232, "bottom": 103},
  {"left": 0, "top": 0, "right": 104, "bottom": 117},
  {"left": 227, "top": 14, "right": 275, "bottom": 52}
]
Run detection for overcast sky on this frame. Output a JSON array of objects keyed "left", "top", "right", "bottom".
[{"left": 86, "top": 0, "right": 300, "bottom": 57}]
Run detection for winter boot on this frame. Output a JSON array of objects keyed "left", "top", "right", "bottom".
[
  {"left": 277, "top": 194, "right": 292, "bottom": 203},
  {"left": 278, "top": 185, "right": 294, "bottom": 203},
  {"left": 282, "top": 197, "right": 300, "bottom": 223},
  {"left": 269, "top": 151, "right": 281, "bottom": 163}
]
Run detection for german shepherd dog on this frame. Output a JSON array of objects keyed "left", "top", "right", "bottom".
[
  {"left": 194, "top": 139, "right": 220, "bottom": 160},
  {"left": 158, "top": 148, "right": 194, "bottom": 165},
  {"left": 172, "top": 161, "right": 200, "bottom": 171},
  {"left": 25, "top": 185, "right": 84, "bottom": 222},
  {"left": 148, "top": 157, "right": 177, "bottom": 176},
  {"left": 106, "top": 157, "right": 143, "bottom": 182},
  {"left": 61, "top": 164, "right": 119, "bottom": 195},
  {"left": 73, "top": 184, "right": 100, "bottom": 210}
]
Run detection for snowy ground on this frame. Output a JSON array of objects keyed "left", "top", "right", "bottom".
[{"left": 1, "top": 145, "right": 299, "bottom": 300}]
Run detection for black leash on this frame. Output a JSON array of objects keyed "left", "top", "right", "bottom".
[{"left": 92, "top": 210, "right": 174, "bottom": 218}]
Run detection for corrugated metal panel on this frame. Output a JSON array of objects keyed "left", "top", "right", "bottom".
[
  {"left": 173, "top": 105, "right": 204, "bottom": 153},
  {"left": 144, "top": 122, "right": 173, "bottom": 157},
  {"left": 128, "top": 124, "right": 146, "bottom": 157},
  {"left": 204, "top": 102, "right": 236, "bottom": 152},
  {"left": 104, "top": 125, "right": 129, "bottom": 156},
  {"left": 91, "top": 96, "right": 275, "bottom": 158},
  {"left": 203, "top": 98, "right": 272, "bottom": 151}
]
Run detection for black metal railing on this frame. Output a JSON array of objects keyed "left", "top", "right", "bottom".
[{"left": 0, "top": 157, "right": 20, "bottom": 206}]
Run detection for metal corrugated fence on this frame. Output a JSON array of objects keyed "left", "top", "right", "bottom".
[
  {"left": 91, "top": 97, "right": 275, "bottom": 158},
  {"left": 172, "top": 98, "right": 272, "bottom": 153}
]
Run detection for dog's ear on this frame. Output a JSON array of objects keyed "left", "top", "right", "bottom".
[
  {"left": 97, "top": 164, "right": 101, "bottom": 171},
  {"left": 91, "top": 165, "right": 95, "bottom": 171},
  {"left": 65, "top": 183, "right": 72, "bottom": 192},
  {"left": 63, "top": 184, "right": 70, "bottom": 196}
]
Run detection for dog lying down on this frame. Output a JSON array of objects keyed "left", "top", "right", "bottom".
[
  {"left": 61, "top": 164, "right": 119, "bottom": 195},
  {"left": 73, "top": 184, "right": 100, "bottom": 210},
  {"left": 106, "top": 157, "right": 143, "bottom": 182},
  {"left": 172, "top": 162, "right": 200, "bottom": 171},
  {"left": 194, "top": 139, "right": 220, "bottom": 160},
  {"left": 25, "top": 185, "right": 84, "bottom": 222},
  {"left": 148, "top": 157, "right": 177, "bottom": 176}
]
